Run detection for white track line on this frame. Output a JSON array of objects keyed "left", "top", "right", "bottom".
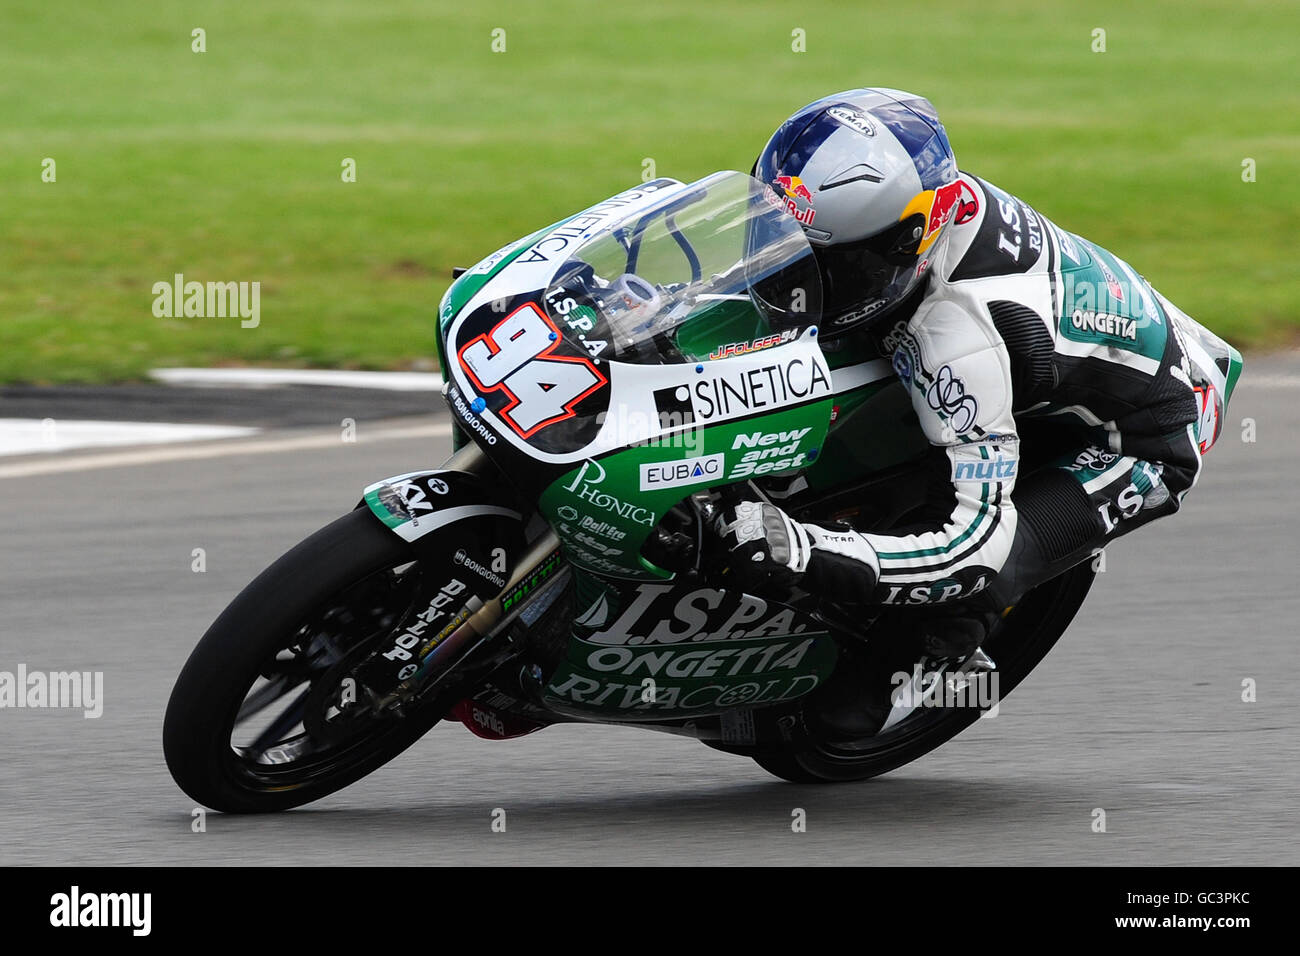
[
  {"left": 1236, "top": 374, "right": 1300, "bottom": 389},
  {"left": 0, "top": 419, "right": 259, "bottom": 457},
  {"left": 0, "top": 421, "right": 453, "bottom": 480},
  {"left": 150, "top": 367, "right": 442, "bottom": 390}
]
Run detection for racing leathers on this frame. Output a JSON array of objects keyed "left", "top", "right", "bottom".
[{"left": 718, "top": 172, "right": 1242, "bottom": 624}]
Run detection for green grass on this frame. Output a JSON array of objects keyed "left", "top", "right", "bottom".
[{"left": 2, "top": 0, "right": 1297, "bottom": 382}]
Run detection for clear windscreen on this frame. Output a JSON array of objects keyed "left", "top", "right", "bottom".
[{"left": 542, "top": 171, "right": 822, "bottom": 364}]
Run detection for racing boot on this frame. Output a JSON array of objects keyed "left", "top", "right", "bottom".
[{"left": 807, "top": 605, "right": 1000, "bottom": 741}]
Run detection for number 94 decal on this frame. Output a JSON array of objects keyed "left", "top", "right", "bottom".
[{"left": 457, "top": 302, "right": 607, "bottom": 439}]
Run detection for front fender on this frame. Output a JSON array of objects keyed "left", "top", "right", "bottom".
[{"left": 359, "top": 469, "right": 527, "bottom": 596}]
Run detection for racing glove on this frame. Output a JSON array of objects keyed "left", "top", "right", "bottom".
[{"left": 714, "top": 500, "right": 881, "bottom": 599}]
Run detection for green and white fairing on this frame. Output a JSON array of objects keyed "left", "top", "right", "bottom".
[
  {"left": 431, "top": 171, "right": 920, "bottom": 718},
  {"left": 437, "top": 171, "right": 893, "bottom": 580}
]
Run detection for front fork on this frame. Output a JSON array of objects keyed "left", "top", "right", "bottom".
[
  {"left": 355, "top": 442, "right": 562, "bottom": 710},
  {"left": 379, "top": 528, "right": 562, "bottom": 712}
]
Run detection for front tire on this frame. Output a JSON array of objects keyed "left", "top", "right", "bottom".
[{"left": 163, "top": 509, "right": 456, "bottom": 812}]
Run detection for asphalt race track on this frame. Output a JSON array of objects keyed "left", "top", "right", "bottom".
[{"left": 2, "top": 359, "right": 1298, "bottom": 866}]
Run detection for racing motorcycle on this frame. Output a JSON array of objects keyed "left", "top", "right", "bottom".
[{"left": 164, "top": 171, "right": 1099, "bottom": 812}]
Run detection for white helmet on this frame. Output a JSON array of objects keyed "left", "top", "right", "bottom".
[{"left": 754, "top": 88, "right": 968, "bottom": 337}]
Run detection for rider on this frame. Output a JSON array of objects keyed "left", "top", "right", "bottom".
[{"left": 714, "top": 88, "right": 1239, "bottom": 729}]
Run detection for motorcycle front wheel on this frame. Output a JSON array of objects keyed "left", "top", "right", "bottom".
[{"left": 163, "top": 508, "right": 463, "bottom": 813}]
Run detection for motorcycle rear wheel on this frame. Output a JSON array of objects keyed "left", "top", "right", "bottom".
[{"left": 753, "top": 562, "right": 1095, "bottom": 783}]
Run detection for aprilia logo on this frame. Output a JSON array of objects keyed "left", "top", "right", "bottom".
[{"left": 471, "top": 706, "right": 506, "bottom": 735}]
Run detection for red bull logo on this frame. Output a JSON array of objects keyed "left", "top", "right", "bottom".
[
  {"left": 923, "top": 181, "right": 972, "bottom": 239},
  {"left": 899, "top": 180, "right": 978, "bottom": 254},
  {"left": 773, "top": 175, "right": 816, "bottom": 225},
  {"left": 775, "top": 175, "right": 814, "bottom": 203}
]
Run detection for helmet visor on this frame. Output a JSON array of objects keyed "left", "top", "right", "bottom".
[{"left": 812, "top": 213, "right": 926, "bottom": 332}]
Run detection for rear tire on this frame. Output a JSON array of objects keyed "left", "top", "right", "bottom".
[
  {"left": 163, "top": 509, "right": 455, "bottom": 812},
  {"left": 753, "top": 562, "right": 1095, "bottom": 783}
]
